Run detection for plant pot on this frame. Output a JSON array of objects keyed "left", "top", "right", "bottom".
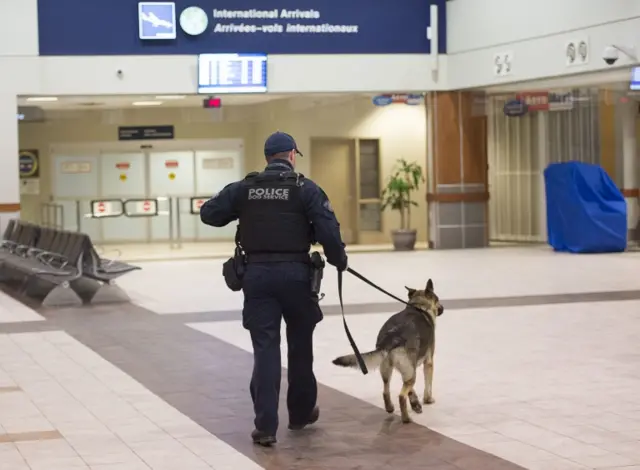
[{"left": 391, "top": 229, "right": 417, "bottom": 251}]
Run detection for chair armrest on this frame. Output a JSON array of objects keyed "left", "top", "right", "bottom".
[
  {"left": 36, "top": 251, "right": 70, "bottom": 269},
  {"left": 1, "top": 241, "right": 20, "bottom": 251},
  {"left": 26, "top": 247, "right": 47, "bottom": 257},
  {"left": 15, "top": 245, "right": 41, "bottom": 257}
]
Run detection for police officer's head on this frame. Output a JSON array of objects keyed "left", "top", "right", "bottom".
[{"left": 264, "top": 131, "right": 303, "bottom": 167}]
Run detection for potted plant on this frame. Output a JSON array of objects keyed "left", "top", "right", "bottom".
[{"left": 380, "top": 158, "right": 425, "bottom": 251}]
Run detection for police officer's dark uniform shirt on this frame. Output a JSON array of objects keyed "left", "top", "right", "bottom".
[{"left": 199, "top": 159, "right": 347, "bottom": 269}]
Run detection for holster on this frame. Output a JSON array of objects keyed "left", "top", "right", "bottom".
[
  {"left": 222, "top": 225, "right": 245, "bottom": 292},
  {"left": 310, "top": 251, "right": 325, "bottom": 301}
]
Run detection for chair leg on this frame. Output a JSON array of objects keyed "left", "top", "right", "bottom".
[
  {"left": 89, "top": 281, "right": 131, "bottom": 304},
  {"left": 41, "top": 282, "right": 83, "bottom": 308}
]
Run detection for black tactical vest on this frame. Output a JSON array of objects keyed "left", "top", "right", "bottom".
[{"left": 238, "top": 170, "right": 311, "bottom": 255}]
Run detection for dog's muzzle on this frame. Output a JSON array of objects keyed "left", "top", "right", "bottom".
[{"left": 437, "top": 305, "right": 444, "bottom": 316}]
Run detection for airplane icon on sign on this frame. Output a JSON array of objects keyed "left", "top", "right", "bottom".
[
  {"left": 138, "top": 2, "right": 177, "bottom": 40},
  {"left": 141, "top": 11, "right": 173, "bottom": 29}
]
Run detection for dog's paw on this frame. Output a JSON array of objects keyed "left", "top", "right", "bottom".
[
  {"left": 409, "top": 394, "right": 423, "bottom": 413},
  {"left": 401, "top": 415, "right": 413, "bottom": 424},
  {"left": 423, "top": 396, "right": 435, "bottom": 405}
]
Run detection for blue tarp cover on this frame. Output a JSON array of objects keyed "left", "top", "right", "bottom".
[{"left": 544, "top": 161, "right": 627, "bottom": 253}]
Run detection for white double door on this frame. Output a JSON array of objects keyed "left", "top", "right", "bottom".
[{"left": 52, "top": 149, "right": 240, "bottom": 243}]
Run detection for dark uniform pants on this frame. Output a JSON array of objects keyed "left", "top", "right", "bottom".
[{"left": 242, "top": 261, "right": 323, "bottom": 435}]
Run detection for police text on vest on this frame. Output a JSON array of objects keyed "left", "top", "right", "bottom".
[{"left": 248, "top": 188, "right": 290, "bottom": 200}]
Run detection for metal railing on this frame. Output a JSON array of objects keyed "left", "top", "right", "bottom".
[
  {"left": 40, "top": 203, "right": 65, "bottom": 230},
  {"left": 42, "top": 195, "right": 212, "bottom": 249}
]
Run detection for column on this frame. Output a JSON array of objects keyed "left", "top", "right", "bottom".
[
  {"left": 426, "top": 91, "right": 489, "bottom": 249},
  {"left": 0, "top": 93, "right": 20, "bottom": 233},
  {"left": 536, "top": 112, "right": 549, "bottom": 241},
  {"left": 621, "top": 100, "right": 638, "bottom": 241},
  {"left": 599, "top": 90, "right": 617, "bottom": 182}
]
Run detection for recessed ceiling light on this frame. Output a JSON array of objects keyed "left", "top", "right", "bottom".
[
  {"left": 155, "top": 95, "right": 186, "bottom": 100},
  {"left": 132, "top": 101, "right": 163, "bottom": 106},
  {"left": 26, "top": 96, "right": 58, "bottom": 102}
]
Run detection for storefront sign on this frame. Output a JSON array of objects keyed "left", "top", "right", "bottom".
[
  {"left": 372, "top": 94, "right": 424, "bottom": 106},
  {"left": 118, "top": 126, "right": 175, "bottom": 141},
  {"left": 516, "top": 92, "right": 549, "bottom": 111},
  {"left": 503, "top": 99, "right": 528, "bottom": 117},
  {"left": 19, "top": 150, "right": 39, "bottom": 178},
  {"left": 516, "top": 91, "right": 574, "bottom": 112},
  {"left": 37, "top": 0, "right": 447, "bottom": 55},
  {"left": 548, "top": 92, "right": 573, "bottom": 111}
]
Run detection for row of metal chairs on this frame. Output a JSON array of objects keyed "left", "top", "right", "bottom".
[{"left": 0, "top": 220, "right": 140, "bottom": 307}]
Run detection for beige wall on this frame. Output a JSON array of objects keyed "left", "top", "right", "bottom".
[
  {"left": 18, "top": 106, "right": 257, "bottom": 222},
  {"left": 19, "top": 96, "right": 428, "bottom": 243},
  {"left": 254, "top": 96, "right": 428, "bottom": 242}
]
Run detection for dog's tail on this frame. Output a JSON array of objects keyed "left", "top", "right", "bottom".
[{"left": 332, "top": 349, "right": 385, "bottom": 371}]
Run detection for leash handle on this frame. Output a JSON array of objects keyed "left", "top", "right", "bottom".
[{"left": 338, "top": 269, "right": 368, "bottom": 375}]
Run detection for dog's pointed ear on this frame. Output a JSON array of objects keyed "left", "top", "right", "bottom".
[
  {"left": 405, "top": 286, "right": 416, "bottom": 297},
  {"left": 426, "top": 279, "right": 434, "bottom": 292}
]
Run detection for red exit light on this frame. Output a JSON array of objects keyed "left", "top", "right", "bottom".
[{"left": 203, "top": 97, "right": 222, "bottom": 108}]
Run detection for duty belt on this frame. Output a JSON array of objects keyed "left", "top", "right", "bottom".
[{"left": 245, "top": 252, "right": 310, "bottom": 263}]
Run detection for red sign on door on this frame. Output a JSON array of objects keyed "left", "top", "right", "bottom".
[
  {"left": 165, "top": 160, "right": 179, "bottom": 169},
  {"left": 115, "top": 162, "right": 130, "bottom": 170}
]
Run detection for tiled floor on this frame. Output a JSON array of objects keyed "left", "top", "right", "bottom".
[
  {"left": 0, "top": 247, "right": 639, "bottom": 469},
  {"left": 0, "top": 293, "right": 43, "bottom": 324},
  {"left": 98, "top": 241, "right": 429, "bottom": 263},
  {"left": 117, "top": 246, "right": 640, "bottom": 314},
  {"left": 0, "top": 330, "right": 262, "bottom": 470},
  {"left": 191, "top": 300, "right": 640, "bottom": 469}
]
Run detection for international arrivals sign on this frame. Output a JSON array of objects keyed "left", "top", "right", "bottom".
[{"left": 37, "top": 0, "right": 447, "bottom": 55}]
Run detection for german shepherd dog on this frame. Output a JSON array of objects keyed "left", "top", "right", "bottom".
[{"left": 332, "top": 279, "right": 444, "bottom": 423}]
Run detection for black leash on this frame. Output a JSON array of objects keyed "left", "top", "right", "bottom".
[
  {"left": 337, "top": 267, "right": 431, "bottom": 376},
  {"left": 337, "top": 269, "right": 369, "bottom": 375},
  {"left": 346, "top": 267, "right": 414, "bottom": 307}
]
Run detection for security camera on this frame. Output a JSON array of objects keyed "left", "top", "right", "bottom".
[{"left": 602, "top": 46, "right": 619, "bottom": 66}]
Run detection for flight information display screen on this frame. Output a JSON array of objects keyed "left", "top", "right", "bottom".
[{"left": 197, "top": 53, "right": 267, "bottom": 94}]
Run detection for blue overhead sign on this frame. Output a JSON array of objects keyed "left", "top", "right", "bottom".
[
  {"left": 37, "top": 0, "right": 447, "bottom": 55},
  {"left": 138, "top": 2, "right": 177, "bottom": 40}
]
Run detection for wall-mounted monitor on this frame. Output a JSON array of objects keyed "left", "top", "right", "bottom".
[
  {"left": 630, "top": 67, "right": 640, "bottom": 91},
  {"left": 198, "top": 53, "right": 267, "bottom": 94}
]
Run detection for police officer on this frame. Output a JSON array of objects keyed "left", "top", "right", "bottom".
[{"left": 200, "top": 131, "right": 348, "bottom": 446}]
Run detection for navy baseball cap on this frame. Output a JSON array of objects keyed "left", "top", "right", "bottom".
[{"left": 264, "top": 131, "right": 303, "bottom": 157}]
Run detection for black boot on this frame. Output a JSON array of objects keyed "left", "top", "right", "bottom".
[
  {"left": 288, "top": 406, "right": 320, "bottom": 430},
  {"left": 251, "top": 429, "right": 277, "bottom": 447}
]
